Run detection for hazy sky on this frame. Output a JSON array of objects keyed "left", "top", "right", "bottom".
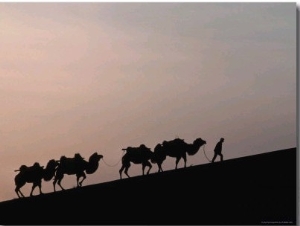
[{"left": 0, "top": 2, "right": 296, "bottom": 202}]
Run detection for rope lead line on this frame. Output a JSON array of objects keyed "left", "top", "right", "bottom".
[
  {"left": 203, "top": 145, "right": 212, "bottom": 163},
  {"left": 101, "top": 151, "right": 125, "bottom": 167},
  {"left": 102, "top": 145, "right": 211, "bottom": 167}
]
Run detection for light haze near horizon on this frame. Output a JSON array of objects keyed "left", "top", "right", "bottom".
[{"left": 0, "top": 2, "right": 296, "bottom": 202}]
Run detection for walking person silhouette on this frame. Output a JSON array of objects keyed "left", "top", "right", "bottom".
[{"left": 211, "top": 138, "right": 225, "bottom": 163}]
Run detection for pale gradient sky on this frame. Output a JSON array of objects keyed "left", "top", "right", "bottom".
[{"left": 0, "top": 2, "right": 296, "bottom": 202}]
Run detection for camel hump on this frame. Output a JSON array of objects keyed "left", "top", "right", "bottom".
[
  {"left": 60, "top": 156, "right": 67, "bottom": 162},
  {"left": 174, "top": 138, "right": 185, "bottom": 143},
  {"left": 139, "top": 144, "right": 146, "bottom": 148},
  {"left": 32, "top": 162, "right": 44, "bottom": 170},
  {"left": 122, "top": 145, "right": 151, "bottom": 153},
  {"left": 139, "top": 144, "right": 151, "bottom": 151},
  {"left": 48, "top": 159, "right": 57, "bottom": 165},
  {"left": 33, "top": 162, "right": 40, "bottom": 167},
  {"left": 59, "top": 155, "right": 73, "bottom": 166},
  {"left": 163, "top": 138, "right": 186, "bottom": 147},
  {"left": 74, "top": 153, "right": 84, "bottom": 161},
  {"left": 123, "top": 144, "right": 151, "bottom": 151}
]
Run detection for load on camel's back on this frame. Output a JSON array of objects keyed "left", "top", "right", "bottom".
[
  {"left": 119, "top": 144, "right": 154, "bottom": 179},
  {"left": 151, "top": 137, "right": 206, "bottom": 171}
]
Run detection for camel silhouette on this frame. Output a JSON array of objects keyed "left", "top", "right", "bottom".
[
  {"left": 14, "top": 159, "right": 59, "bottom": 198},
  {"left": 53, "top": 152, "right": 103, "bottom": 191},
  {"left": 152, "top": 137, "right": 206, "bottom": 170},
  {"left": 119, "top": 144, "right": 154, "bottom": 179}
]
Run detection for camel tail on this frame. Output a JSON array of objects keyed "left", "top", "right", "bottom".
[
  {"left": 122, "top": 148, "right": 127, "bottom": 151},
  {"left": 14, "top": 169, "right": 20, "bottom": 172}
]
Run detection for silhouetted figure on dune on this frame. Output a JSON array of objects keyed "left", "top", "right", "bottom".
[
  {"left": 152, "top": 137, "right": 206, "bottom": 170},
  {"left": 53, "top": 152, "right": 103, "bottom": 191},
  {"left": 119, "top": 144, "right": 154, "bottom": 179},
  {"left": 14, "top": 159, "right": 60, "bottom": 198},
  {"left": 211, "top": 138, "right": 225, "bottom": 163}
]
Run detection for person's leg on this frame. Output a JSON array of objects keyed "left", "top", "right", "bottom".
[
  {"left": 211, "top": 153, "right": 217, "bottom": 163},
  {"left": 220, "top": 153, "right": 223, "bottom": 161}
]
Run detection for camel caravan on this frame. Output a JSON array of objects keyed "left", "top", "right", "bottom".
[
  {"left": 119, "top": 137, "right": 207, "bottom": 178},
  {"left": 14, "top": 152, "right": 103, "bottom": 198},
  {"left": 14, "top": 137, "right": 207, "bottom": 198}
]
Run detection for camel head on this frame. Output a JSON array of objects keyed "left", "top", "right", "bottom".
[
  {"left": 97, "top": 154, "right": 104, "bottom": 161},
  {"left": 85, "top": 152, "right": 103, "bottom": 175},
  {"left": 89, "top": 152, "right": 103, "bottom": 162},
  {"left": 186, "top": 138, "right": 206, "bottom": 156},
  {"left": 43, "top": 159, "right": 60, "bottom": 181},
  {"left": 46, "top": 159, "right": 60, "bottom": 170},
  {"left": 194, "top": 138, "right": 206, "bottom": 146}
]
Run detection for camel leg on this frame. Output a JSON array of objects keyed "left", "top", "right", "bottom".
[
  {"left": 124, "top": 165, "right": 131, "bottom": 178},
  {"left": 121, "top": 161, "right": 131, "bottom": 178},
  {"left": 141, "top": 162, "right": 152, "bottom": 175},
  {"left": 53, "top": 177, "right": 57, "bottom": 192},
  {"left": 54, "top": 172, "right": 65, "bottom": 191},
  {"left": 18, "top": 189, "right": 25, "bottom": 198},
  {"left": 30, "top": 183, "right": 38, "bottom": 197},
  {"left": 15, "top": 187, "right": 21, "bottom": 198},
  {"left": 30, "top": 181, "right": 43, "bottom": 196},
  {"left": 17, "top": 189, "right": 25, "bottom": 198},
  {"left": 15, "top": 185, "right": 25, "bottom": 198},
  {"left": 53, "top": 174, "right": 61, "bottom": 192},
  {"left": 30, "top": 180, "right": 43, "bottom": 196},
  {"left": 38, "top": 181, "right": 43, "bottom": 195},
  {"left": 119, "top": 165, "right": 125, "bottom": 179},
  {"left": 53, "top": 171, "right": 61, "bottom": 192},
  {"left": 76, "top": 174, "right": 81, "bottom": 187},
  {"left": 15, "top": 177, "right": 26, "bottom": 198},
  {"left": 142, "top": 163, "right": 146, "bottom": 175},
  {"left": 79, "top": 174, "right": 86, "bottom": 187},
  {"left": 183, "top": 153, "right": 187, "bottom": 168},
  {"left": 175, "top": 157, "right": 181, "bottom": 169},
  {"left": 157, "top": 163, "right": 160, "bottom": 172},
  {"left": 78, "top": 172, "right": 86, "bottom": 187},
  {"left": 145, "top": 161, "right": 152, "bottom": 175},
  {"left": 54, "top": 170, "right": 65, "bottom": 191},
  {"left": 157, "top": 162, "right": 163, "bottom": 172},
  {"left": 58, "top": 177, "right": 65, "bottom": 190}
]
